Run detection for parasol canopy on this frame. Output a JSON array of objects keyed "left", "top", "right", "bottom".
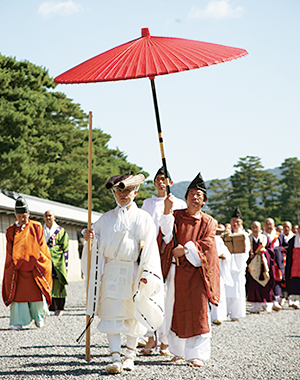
[{"left": 55, "top": 27, "right": 248, "bottom": 83}]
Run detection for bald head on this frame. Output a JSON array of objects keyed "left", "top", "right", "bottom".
[
  {"left": 283, "top": 221, "right": 292, "bottom": 236},
  {"left": 264, "top": 218, "right": 275, "bottom": 234},
  {"left": 251, "top": 221, "right": 262, "bottom": 238},
  {"left": 44, "top": 210, "right": 56, "bottom": 229}
]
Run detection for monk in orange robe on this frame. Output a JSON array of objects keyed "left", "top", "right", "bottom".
[{"left": 2, "top": 196, "right": 52, "bottom": 330}]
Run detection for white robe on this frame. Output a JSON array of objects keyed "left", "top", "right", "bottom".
[
  {"left": 142, "top": 195, "right": 186, "bottom": 237},
  {"left": 141, "top": 195, "right": 186, "bottom": 343},
  {"left": 211, "top": 236, "right": 234, "bottom": 322},
  {"left": 224, "top": 230, "right": 250, "bottom": 319},
  {"left": 82, "top": 203, "right": 164, "bottom": 338}
]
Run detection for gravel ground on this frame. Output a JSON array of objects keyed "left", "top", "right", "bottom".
[{"left": 0, "top": 281, "right": 299, "bottom": 380}]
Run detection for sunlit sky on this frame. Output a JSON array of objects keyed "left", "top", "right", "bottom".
[{"left": 1, "top": 0, "right": 299, "bottom": 183}]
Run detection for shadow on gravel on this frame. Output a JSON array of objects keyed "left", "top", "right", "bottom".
[
  {"left": 48, "top": 313, "right": 86, "bottom": 317},
  {"left": 0, "top": 367, "right": 109, "bottom": 377},
  {"left": 135, "top": 359, "right": 178, "bottom": 367},
  {"left": 9, "top": 344, "right": 109, "bottom": 351}
]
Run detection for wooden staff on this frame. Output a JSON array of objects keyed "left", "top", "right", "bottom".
[
  {"left": 150, "top": 78, "right": 179, "bottom": 265},
  {"left": 85, "top": 111, "right": 93, "bottom": 362}
]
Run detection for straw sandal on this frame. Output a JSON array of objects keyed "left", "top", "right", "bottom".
[
  {"left": 188, "top": 358, "right": 204, "bottom": 368},
  {"left": 140, "top": 348, "right": 153, "bottom": 355},
  {"left": 171, "top": 356, "right": 185, "bottom": 364}
]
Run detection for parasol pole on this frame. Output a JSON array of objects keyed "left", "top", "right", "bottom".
[
  {"left": 85, "top": 111, "right": 93, "bottom": 362},
  {"left": 150, "top": 78, "right": 179, "bottom": 263}
]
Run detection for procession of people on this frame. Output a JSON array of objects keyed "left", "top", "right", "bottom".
[{"left": 2, "top": 171, "right": 300, "bottom": 375}]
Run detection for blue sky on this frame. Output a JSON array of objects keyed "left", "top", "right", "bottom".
[{"left": 1, "top": 1, "right": 299, "bottom": 183}]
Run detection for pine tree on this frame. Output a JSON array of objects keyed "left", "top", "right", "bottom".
[
  {"left": 278, "top": 157, "right": 300, "bottom": 224},
  {"left": 259, "top": 171, "right": 281, "bottom": 223},
  {"left": 0, "top": 54, "right": 155, "bottom": 212},
  {"left": 229, "top": 156, "right": 264, "bottom": 228},
  {"left": 207, "top": 179, "right": 232, "bottom": 224}
]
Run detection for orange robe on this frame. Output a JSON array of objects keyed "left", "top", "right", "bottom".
[
  {"left": 160, "top": 210, "right": 220, "bottom": 338},
  {"left": 2, "top": 220, "right": 53, "bottom": 306}
]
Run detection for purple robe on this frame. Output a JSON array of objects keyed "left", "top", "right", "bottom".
[
  {"left": 246, "top": 238, "right": 275, "bottom": 303},
  {"left": 286, "top": 236, "right": 300, "bottom": 295}
]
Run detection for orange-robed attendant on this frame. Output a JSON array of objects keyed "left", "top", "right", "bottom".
[{"left": 2, "top": 196, "right": 52, "bottom": 330}]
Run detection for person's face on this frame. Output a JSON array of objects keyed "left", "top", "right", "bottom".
[
  {"left": 154, "top": 174, "right": 173, "bottom": 194},
  {"left": 44, "top": 211, "right": 55, "bottom": 228},
  {"left": 264, "top": 219, "right": 274, "bottom": 234},
  {"left": 283, "top": 222, "right": 291, "bottom": 236},
  {"left": 154, "top": 174, "right": 166, "bottom": 192},
  {"left": 293, "top": 225, "right": 299, "bottom": 234},
  {"left": 230, "top": 217, "right": 243, "bottom": 233},
  {"left": 251, "top": 222, "right": 261, "bottom": 237},
  {"left": 186, "top": 189, "right": 205, "bottom": 211},
  {"left": 16, "top": 212, "right": 30, "bottom": 225},
  {"left": 114, "top": 186, "right": 137, "bottom": 207}
]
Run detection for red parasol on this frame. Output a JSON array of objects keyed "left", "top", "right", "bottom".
[
  {"left": 55, "top": 27, "right": 247, "bottom": 83},
  {"left": 55, "top": 27, "right": 247, "bottom": 191},
  {"left": 54, "top": 28, "right": 247, "bottom": 361}
]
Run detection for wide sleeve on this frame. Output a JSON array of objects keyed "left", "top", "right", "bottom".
[
  {"left": 32, "top": 222, "right": 53, "bottom": 305},
  {"left": 61, "top": 229, "right": 69, "bottom": 268},
  {"left": 181, "top": 216, "right": 220, "bottom": 306},
  {"left": 133, "top": 212, "right": 164, "bottom": 332},
  {"left": 198, "top": 218, "right": 220, "bottom": 306},
  {"left": 215, "top": 236, "right": 234, "bottom": 287},
  {"left": 81, "top": 215, "right": 106, "bottom": 316},
  {"left": 159, "top": 213, "right": 174, "bottom": 244},
  {"left": 2, "top": 225, "right": 16, "bottom": 306}
]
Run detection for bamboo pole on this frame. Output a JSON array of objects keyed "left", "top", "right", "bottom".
[
  {"left": 150, "top": 78, "right": 179, "bottom": 265},
  {"left": 85, "top": 111, "right": 93, "bottom": 362}
]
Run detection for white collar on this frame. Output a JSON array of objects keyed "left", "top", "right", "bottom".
[
  {"left": 113, "top": 201, "right": 136, "bottom": 232},
  {"left": 263, "top": 229, "right": 277, "bottom": 240},
  {"left": 43, "top": 221, "right": 58, "bottom": 241},
  {"left": 284, "top": 231, "right": 294, "bottom": 242}
]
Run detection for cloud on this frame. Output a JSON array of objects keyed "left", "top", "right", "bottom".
[
  {"left": 39, "top": 1, "right": 83, "bottom": 18},
  {"left": 188, "top": 0, "right": 244, "bottom": 20}
]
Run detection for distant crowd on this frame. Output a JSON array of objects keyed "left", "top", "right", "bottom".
[{"left": 211, "top": 213, "right": 300, "bottom": 326}]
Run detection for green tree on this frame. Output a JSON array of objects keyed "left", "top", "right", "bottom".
[
  {"left": 278, "top": 157, "right": 300, "bottom": 224},
  {"left": 259, "top": 171, "right": 281, "bottom": 223},
  {"left": 229, "top": 156, "right": 264, "bottom": 228},
  {"left": 0, "top": 54, "right": 87, "bottom": 199},
  {"left": 207, "top": 179, "right": 232, "bottom": 224},
  {"left": 0, "top": 54, "right": 155, "bottom": 212}
]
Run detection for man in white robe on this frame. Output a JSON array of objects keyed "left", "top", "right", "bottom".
[
  {"left": 142, "top": 167, "right": 186, "bottom": 237},
  {"left": 224, "top": 207, "right": 250, "bottom": 321},
  {"left": 141, "top": 167, "right": 186, "bottom": 354},
  {"left": 82, "top": 174, "right": 164, "bottom": 374},
  {"left": 211, "top": 233, "right": 233, "bottom": 324}
]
